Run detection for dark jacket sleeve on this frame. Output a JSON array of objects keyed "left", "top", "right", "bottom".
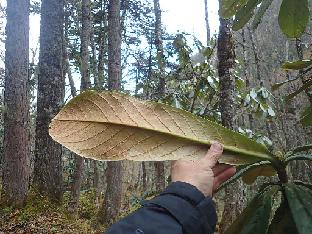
[{"left": 105, "top": 181, "right": 217, "bottom": 234}]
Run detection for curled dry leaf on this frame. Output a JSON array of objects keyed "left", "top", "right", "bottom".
[{"left": 49, "top": 90, "right": 274, "bottom": 165}]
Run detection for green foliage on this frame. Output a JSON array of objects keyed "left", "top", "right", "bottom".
[
  {"left": 221, "top": 141, "right": 312, "bottom": 234},
  {"left": 220, "top": 0, "right": 310, "bottom": 39},
  {"left": 251, "top": 0, "right": 274, "bottom": 30},
  {"left": 268, "top": 199, "right": 298, "bottom": 234},
  {"left": 273, "top": 59, "right": 312, "bottom": 126},
  {"left": 225, "top": 185, "right": 279, "bottom": 234},
  {"left": 282, "top": 60, "right": 312, "bottom": 70},
  {"left": 233, "top": 0, "right": 261, "bottom": 31},
  {"left": 285, "top": 79, "right": 312, "bottom": 102},
  {"left": 284, "top": 184, "right": 312, "bottom": 233},
  {"left": 220, "top": 0, "right": 249, "bottom": 19},
  {"left": 301, "top": 105, "right": 312, "bottom": 127},
  {"left": 278, "top": 0, "right": 310, "bottom": 38},
  {"left": 241, "top": 87, "right": 276, "bottom": 118}
]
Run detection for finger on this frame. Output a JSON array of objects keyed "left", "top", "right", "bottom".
[
  {"left": 170, "top": 160, "right": 178, "bottom": 172},
  {"left": 212, "top": 164, "right": 233, "bottom": 176},
  {"left": 202, "top": 142, "right": 223, "bottom": 167},
  {"left": 213, "top": 166, "right": 236, "bottom": 191},
  {"left": 171, "top": 160, "right": 177, "bottom": 167}
]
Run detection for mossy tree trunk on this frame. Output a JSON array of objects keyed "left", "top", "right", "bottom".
[{"left": 217, "top": 17, "right": 245, "bottom": 233}]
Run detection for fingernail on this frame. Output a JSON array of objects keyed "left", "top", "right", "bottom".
[{"left": 211, "top": 142, "right": 222, "bottom": 151}]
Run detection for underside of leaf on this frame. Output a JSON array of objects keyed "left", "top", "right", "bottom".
[
  {"left": 49, "top": 90, "right": 274, "bottom": 164},
  {"left": 242, "top": 164, "right": 277, "bottom": 185}
]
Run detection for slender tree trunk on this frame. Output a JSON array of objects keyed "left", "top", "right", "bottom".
[
  {"left": 153, "top": 0, "right": 166, "bottom": 192},
  {"left": 64, "top": 10, "right": 77, "bottom": 98},
  {"left": 1, "top": 0, "right": 30, "bottom": 207},
  {"left": 33, "top": 0, "right": 65, "bottom": 203},
  {"left": 217, "top": 18, "right": 245, "bottom": 233},
  {"left": 97, "top": 0, "right": 107, "bottom": 88},
  {"left": 91, "top": 29, "right": 99, "bottom": 87},
  {"left": 93, "top": 160, "right": 100, "bottom": 208},
  {"left": 98, "top": 0, "right": 123, "bottom": 224},
  {"left": 68, "top": 0, "right": 92, "bottom": 214},
  {"left": 142, "top": 162, "right": 147, "bottom": 191},
  {"left": 153, "top": 0, "right": 165, "bottom": 97},
  {"left": 204, "top": 0, "right": 210, "bottom": 45},
  {"left": 80, "top": 0, "right": 92, "bottom": 90}
]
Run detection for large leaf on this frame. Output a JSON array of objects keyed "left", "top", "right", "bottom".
[
  {"left": 271, "top": 78, "right": 298, "bottom": 91},
  {"left": 251, "top": 0, "right": 274, "bottom": 30},
  {"left": 233, "top": 0, "right": 261, "bottom": 31},
  {"left": 278, "top": 0, "right": 309, "bottom": 38},
  {"left": 284, "top": 184, "right": 312, "bottom": 234},
  {"left": 225, "top": 185, "right": 279, "bottom": 234},
  {"left": 294, "top": 181, "right": 312, "bottom": 191},
  {"left": 216, "top": 161, "right": 274, "bottom": 192},
  {"left": 285, "top": 153, "right": 312, "bottom": 165},
  {"left": 301, "top": 105, "right": 312, "bottom": 127},
  {"left": 282, "top": 60, "right": 312, "bottom": 70},
  {"left": 285, "top": 79, "right": 312, "bottom": 102},
  {"left": 242, "top": 164, "right": 276, "bottom": 185},
  {"left": 268, "top": 198, "right": 298, "bottom": 234},
  {"left": 49, "top": 90, "right": 273, "bottom": 164},
  {"left": 290, "top": 144, "right": 312, "bottom": 155},
  {"left": 220, "top": 0, "right": 249, "bottom": 19}
]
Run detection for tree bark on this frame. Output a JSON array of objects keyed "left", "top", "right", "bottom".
[
  {"left": 204, "top": 0, "right": 210, "bottom": 45},
  {"left": 93, "top": 160, "right": 100, "bottom": 208},
  {"left": 98, "top": 0, "right": 123, "bottom": 224},
  {"left": 1, "top": 0, "right": 30, "bottom": 207},
  {"left": 153, "top": 0, "right": 166, "bottom": 192},
  {"left": 80, "top": 0, "right": 92, "bottom": 90},
  {"left": 153, "top": 0, "right": 165, "bottom": 97},
  {"left": 97, "top": 0, "right": 107, "bottom": 88},
  {"left": 241, "top": 29, "right": 254, "bottom": 130},
  {"left": 33, "top": 0, "right": 65, "bottom": 203},
  {"left": 217, "top": 18, "right": 245, "bottom": 233}
]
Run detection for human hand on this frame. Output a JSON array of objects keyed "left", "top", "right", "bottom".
[{"left": 171, "top": 142, "right": 236, "bottom": 197}]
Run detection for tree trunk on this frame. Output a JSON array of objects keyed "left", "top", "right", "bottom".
[
  {"left": 80, "top": 0, "right": 92, "bottom": 90},
  {"left": 204, "top": 0, "right": 210, "bottom": 45},
  {"left": 93, "top": 160, "right": 100, "bottom": 208},
  {"left": 33, "top": 0, "right": 65, "bottom": 203},
  {"left": 153, "top": 0, "right": 165, "bottom": 98},
  {"left": 1, "top": 0, "right": 30, "bottom": 207},
  {"left": 241, "top": 29, "right": 254, "bottom": 130},
  {"left": 68, "top": 0, "right": 92, "bottom": 214},
  {"left": 217, "top": 18, "right": 245, "bottom": 233},
  {"left": 98, "top": 0, "right": 123, "bottom": 225},
  {"left": 153, "top": 0, "right": 166, "bottom": 192}
]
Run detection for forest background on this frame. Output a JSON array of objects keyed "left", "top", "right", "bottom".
[{"left": 0, "top": 0, "right": 311, "bottom": 233}]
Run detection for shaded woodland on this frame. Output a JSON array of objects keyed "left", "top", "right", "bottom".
[{"left": 0, "top": 0, "right": 311, "bottom": 233}]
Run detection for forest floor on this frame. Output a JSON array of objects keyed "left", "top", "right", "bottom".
[
  {"left": 0, "top": 189, "right": 225, "bottom": 233},
  {"left": 0, "top": 190, "right": 107, "bottom": 234}
]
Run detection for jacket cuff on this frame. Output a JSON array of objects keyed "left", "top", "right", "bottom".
[
  {"left": 141, "top": 182, "right": 217, "bottom": 234},
  {"left": 160, "top": 181, "right": 206, "bottom": 206}
]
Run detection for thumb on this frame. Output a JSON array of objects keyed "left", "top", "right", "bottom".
[{"left": 202, "top": 142, "right": 223, "bottom": 167}]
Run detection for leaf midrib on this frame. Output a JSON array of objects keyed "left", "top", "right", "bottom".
[{"left": 51, "top": 119, "right": 273, "bottom": 161}]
